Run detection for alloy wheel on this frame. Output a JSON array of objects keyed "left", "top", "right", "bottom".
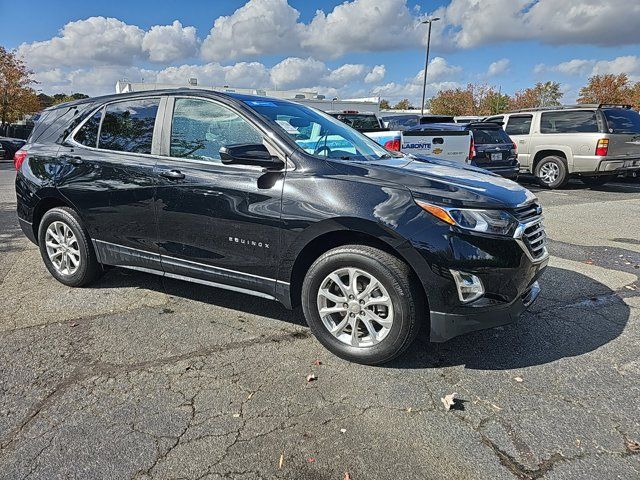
[
  {"left": 317, "top": 267, "right": 394, "bottom": 347},
  {"left": 539, "top": 162, "right": 560, "bottom": 184},
  {"left": 45, "top": 221, "right": 81, "bottom": 276}
]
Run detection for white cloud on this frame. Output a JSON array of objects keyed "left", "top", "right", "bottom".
[
  {"left": 486, "top": 58, "right": 510, "bottom": 77},
  {"left": 535, "top": 56, "right": 640, "bottom": 81},
  {"left": 269, "top": 57, "right": 327, "bottom": 90},
  {"left": 365, "top": 65, "right": 386, "bottom": 84},
  {"left": 200, "top": 0, "right": 303, "bottom": 61},
  {"left": 17, "top": 17, "right": 145, "bottom": 69},
  {"left": 441, "top": 0, "right": 640, "bottom": 49},
  {"left": 324, "top": 64, "right": 367, "bottom": 86},
  {"left": 142, "top": 21, "right": 199, "bottom": 62}
]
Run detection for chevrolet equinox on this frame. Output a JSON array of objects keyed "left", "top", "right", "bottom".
[{"left": 15, "top": 90, "right": 548, "bottom": 364}]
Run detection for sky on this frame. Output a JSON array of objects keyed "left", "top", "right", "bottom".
[{"left": 2, "top": 0, "right": 640, "bottom": 104}]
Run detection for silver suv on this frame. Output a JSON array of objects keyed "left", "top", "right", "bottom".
[{"left": 485, "top": 105, "right": 640, "bottom": 188}]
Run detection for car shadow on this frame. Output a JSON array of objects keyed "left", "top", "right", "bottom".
[
  {"left": 519, "top": 175, "right": 640, "bottom": 193},
  {"left": 92, "top": 264, "right": 631, "bottom": 371}
]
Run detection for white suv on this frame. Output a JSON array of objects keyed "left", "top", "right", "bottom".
[{"left": 485, "top": 105, "right": 640, "bottom": 188}]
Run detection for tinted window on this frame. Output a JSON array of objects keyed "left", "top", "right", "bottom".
[
  {"left": 603, "top": 108, "right": 640, "bottom": 134},
  {"left": 540, "top": 110, "right": 599, "bottom": 133},
  {"left": 99, "top": 99, "right": 159, "bottom": 154},
  {"left": 380, "top": 115, "right": 420, "bottom": 130},
  {"left": 170, "top": 98, "right": 262, "bottom": 162},
  {"left": 470, "top": 127, "right": 512, "bottom": 145},
  {"left": 505, "top": 115, "right": 532, "bottom": 135},
  {"left": 486, "top": 116, "right": 503, "bottom": 125},
  {"left": 330, "top": 114, "right": 380, "bottom": 130},
  {"left": 74, "top": 109, "right": 102, "bottom": 147}
]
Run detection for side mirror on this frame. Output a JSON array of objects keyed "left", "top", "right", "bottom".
[{"left": 219, "top": 144, "right": 284, "bottom": 170}]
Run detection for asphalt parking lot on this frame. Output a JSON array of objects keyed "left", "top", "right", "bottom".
[{"left": 0, "top": 161, "right": 638, "bottom": 479}]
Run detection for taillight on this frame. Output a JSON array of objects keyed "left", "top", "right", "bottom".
[
  {"left": 384, "top": 138, "right": 401, "bottom": 151},
  {"left": 595, "top": 139, "right": 609, "bottom": 156},
  {"left": 512, "top": 142, "right": 517, "bottom": 154},
  {"left": 14, "top": 149, "right": 27, "bottom": 170},
  {"left": 468, "top": 136, "right": 476, "bottom": 160}
]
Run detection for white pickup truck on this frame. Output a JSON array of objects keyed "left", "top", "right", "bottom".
[
  {"left": 401, "top": 124, "right": 473, "bottom": 162},
  {"left": 327, "top": 110, "right": 403, "bottom": 151}
]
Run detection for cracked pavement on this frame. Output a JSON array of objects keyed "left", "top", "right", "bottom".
[{"left": 1, "top": 162, "right": 639, "bottom": 479}]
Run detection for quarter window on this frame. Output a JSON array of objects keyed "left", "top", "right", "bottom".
[
  {"left": 74, "top": 109, "right": 102, "bottom": 148},
  {"left": 170, "top": 98, "right": 263, "bottom": 162},
  {"left": 540, "top": 111, "right": 599, "bottom": 133},
  {"left": 99, "top": 99, "right": 159, "bottom": 154},
  {"left": 505, "top": 115, "right": 532, "bottom": 135}
]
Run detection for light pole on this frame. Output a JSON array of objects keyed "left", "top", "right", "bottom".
[{"left": 420, "top": 17, "right": 440, "bottom": 116}]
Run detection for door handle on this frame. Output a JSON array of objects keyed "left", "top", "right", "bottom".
[
  {"left": 519, "top": 140, "right": 526, "bottom": 144},
  {"left": 62, "top": 155, "right": 83, "bottom": 165},
  {"left": 159, "top": 169, "right": 185, "bottom": 180}
]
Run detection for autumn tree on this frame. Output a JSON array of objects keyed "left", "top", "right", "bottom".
[
  {"left": 0, "top": 47, "right": 40, "bottom": 125},
  {"left": 393, "top": 98, "right": 413, "bottom": 110},
  {"left": 429, "top": 84, "right": 508, "bottom": 116},
  {"left": 626, "top": 81, "right": 640, "bottom": 110},
  {"left": 509, "top": 81, "right": 562, "bottom": 110},
  {"left": 379, "top": 99, "right": 391, "bottom": 109},
  {"left": 577, "top": 74, "right": 631, "bottom": 105}
]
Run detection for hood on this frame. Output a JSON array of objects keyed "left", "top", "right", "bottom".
[{"left": 362, "top": 154, "right": 536, "bottom": 209}]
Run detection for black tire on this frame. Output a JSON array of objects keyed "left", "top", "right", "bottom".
[
  {"left": 38, "top": 207, "right": 101, "bottom": 287},
  {"left": 581, "top": 175, "right": 615, "bottom": 187},
  {"left": 535, "top": 156, "right": 569, "bottom": 189},
  {"left": 301, "top": 245, "right": 423, "bottom": 365}
]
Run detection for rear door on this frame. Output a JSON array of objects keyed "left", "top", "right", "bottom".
[
  {"left": 153, "top": 96, "right": 285, "bottom": 298},
  {"left": 60, "top": 97, "right": 163, "bottom": 270},
  {"left": 601, "top": 108, "right": 640, "bottom": 160},
  {"left": 504, "top": 115, "right": 533, "bottom": 167}
]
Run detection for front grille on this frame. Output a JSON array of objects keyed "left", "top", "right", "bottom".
[
  {"left": 512, "top": 202, "right": 541, "bottom": 222},
  {"left": 512, "top": 202, "right": 547, "bottom": 260}
]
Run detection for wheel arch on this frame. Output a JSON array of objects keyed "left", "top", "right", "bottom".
[
  {"left": 31, "top": 194, "right": 75, "bottom": 244},
  {"left": 532, "top": 147, "right": 571, "bottom": 171},
  {"left": 284, "top": 220, "right": 429, "bottom": 310}
]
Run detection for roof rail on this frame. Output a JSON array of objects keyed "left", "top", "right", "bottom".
[{"left": 507, "top": 103, "right": 632, "bottom": 113}]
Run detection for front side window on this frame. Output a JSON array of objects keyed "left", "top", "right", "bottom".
[
  {"left": 505, "top": 115, "right": 532, "bottom": 135},
  {"left": 74, "top": 109, "right": 102, "bottom": 148},
  {"left": 170, "top": 98, "right": 263, "bottom": 162},
  {"left": 540, "top": 111, "right": 599, "bottom": 133},
  {"left": 246, "top": 99, "right": 397, "bottom": 161},
  {"left": 99, "top": 99, "right": 159, "bottom": 154}
]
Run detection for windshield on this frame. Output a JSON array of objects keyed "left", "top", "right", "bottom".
[
  {"left": 328, "top": 113, "right": 380, "bottom": 130},
  {"left": 380, "top": 115, "right": 420, "bottom": 130},
  {"left": 471, "top": 127, "right": 513, "bottom": 145},
  {"left": 603, "top": 108, "right": 640, "bottom": 134},
  {"left": 245, "top": 99, "right": 397, "bottom": 161}
]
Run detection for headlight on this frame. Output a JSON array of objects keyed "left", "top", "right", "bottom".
[{"left": 415, "top": 200, "right": 518, "bottom": 236}]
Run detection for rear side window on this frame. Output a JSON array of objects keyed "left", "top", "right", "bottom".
[
  {"left": 602, "top": 108, "right": 640, "bottom": 134},
  {"left": 505, "top": 115, "right": 532, "bottom": 135},
  {"left": 471, "top": 127, "right": 512, "bottom": 144},
  {"left": 99, "top": 99, "right": 159, "bottom": 154},
  {"left": 170, "top": 98, "right": 262, "bottom": 162},
  {"left": 540, "top": 111, "right": 599, "bottom": 133},
  {"left": 74, "top": 109, "right": 102, "bottom": 148}
]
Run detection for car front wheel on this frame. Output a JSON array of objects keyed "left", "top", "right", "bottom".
[{"left": 301, "top": 245, "right": 422, "bottom": 365}]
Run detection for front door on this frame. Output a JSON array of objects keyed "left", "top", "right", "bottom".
[
  {"left": 505, "top": 114, "right": 534, "bottom": 168},
  {"left": 154, "top": 96, "right": 285, "bottom": 298},
  {"left": 58, "top": 97, "right": 162, "bottom": 270}
]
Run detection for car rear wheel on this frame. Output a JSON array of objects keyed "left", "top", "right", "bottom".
[
  {"left": 535, "top": 156, "right": 569, "bottom": 189},
  {"left": 38, "top": 207, "right": 102, "bottom": 287},
  {"left": 301, "top": 245, "right": 423, "bottom": 365},
  {"left": 581, "top": 175, "right": 616, "bottom": 187}
]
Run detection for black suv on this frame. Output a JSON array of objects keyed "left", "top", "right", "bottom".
[{"left": 15, "top": 90, "right": 548, "bottom": 365}]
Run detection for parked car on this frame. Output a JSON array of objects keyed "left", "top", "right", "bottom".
[
  {"left": 484, "top": 104, "right": 640, "bottom": 188},
  {"left": 379, "top": 114, "right": 456, "bottom": 131},
  {"left": 15, "top": 90, "right": 547, "bottom": 365},
  {"left": 327, "top": 110, "right": 402, "bottom": 151},
  {"left": 0, "top": 137, "right": 26, "bottom": 160},
  {"left": 402, "top": 122, "right": 519, "bottom": 179},
  {"left": 454, "top": 116, "right": 484, "bottom": 124}
]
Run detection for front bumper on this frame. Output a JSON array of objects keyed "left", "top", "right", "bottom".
[{"left": 430, "top": 279, "right": 542, "bottom": 342}]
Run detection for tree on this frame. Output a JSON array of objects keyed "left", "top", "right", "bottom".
[
  {"left": 393, "top": 98, "right": 413, "bottom": 110},
  {"left": 509, "top": 81, "right": 562, "bottom": 110},
  {"left": 0, "top": 47, "right": 40, "bottom": 125},
  {"left": 577, "top": 74, "right": 631, "bottom": 105},
  {"left": 379, "top": 99, "right": 391, "bottom": 110},
  {"left": 626, "top": 81, "right": 640, "bottom": 110},
  {"left": 429, "top": 84, "right": 509, "bottom": 116}
]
